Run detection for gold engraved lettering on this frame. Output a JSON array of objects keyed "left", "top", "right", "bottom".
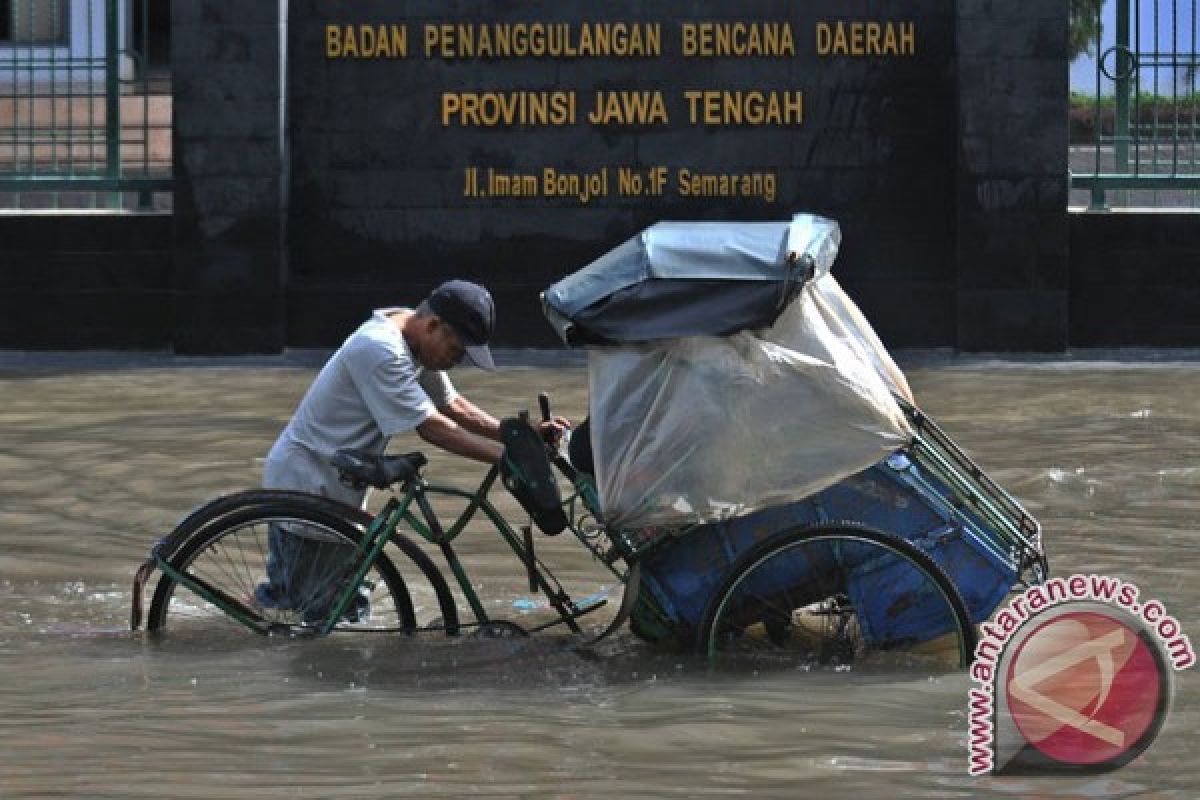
[
  {"left": 441, "top": 92, "right": 576, "bottom": 127},
  {"left": 680, "top": 22, "right": 795, "bottom": 57},
  {"left": 677, "top": 168, "right": 778, "bottom": 202},
  {"left": 488, "top": 168, "right": 540, "bottom": 197},
  {"left": 424, "top": 23, "right": 661, "bottom": 59},
  {"left": 617, "top": 167, "right": 643, "bottom": 195},
  {"left": 683, "top": 90, "right": 803, "bottom": 126},
  {"left": 587, "top": 91, "right": 669, "bottom": 126},
  {"left": 543, "top": 167, "right": 609, "bottom": 204},
  {"left": 617, "top": 167, "right": 669, "bottom": 196},
  {"left": 326, "top": 24, "right": 407, "bottom": 59},
  {"left": 816, "top": 21, "right": 916, "bottom": 56}
]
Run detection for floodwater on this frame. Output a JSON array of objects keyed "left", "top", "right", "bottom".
[{"left": 1, "top": 354, "right": 1197, "bottom": 799}]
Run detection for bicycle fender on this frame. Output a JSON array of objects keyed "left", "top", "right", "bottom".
[
  {"left": 129, "top": 557, "right": 157, "bottom": 630},
  {"left": 577, "top": 562, "right": 641, "bottom": 648}
]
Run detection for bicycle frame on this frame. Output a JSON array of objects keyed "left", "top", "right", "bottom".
[
  {"left": 397, "top": 465, "right": 627, "bottom": 631},
  {"left": 144, "top": 448, "right": 627, "bottom": 638},
  {"left": 309, "top": 460, "right": 628, "bottom": 636}
]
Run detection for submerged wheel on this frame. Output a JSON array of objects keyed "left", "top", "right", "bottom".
[
  {"left": 698, "top": 523, "right": 977, "bottom": 669},
  {"left": 148, "top": 497, "right": 438, "bottom": 636}
]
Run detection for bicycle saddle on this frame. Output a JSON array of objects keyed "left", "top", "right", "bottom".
[{"left": 331, "top": 449, "right": 427, "bottom": 490}]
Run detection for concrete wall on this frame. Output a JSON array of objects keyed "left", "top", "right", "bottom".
[
  {"left": 0, "top": 214, "right": 172, "bottom": 349},
  {"left": 1070, "top": 213, "right": 1200, "bottom": 347},
  {"left": 5, "top": 3, "right": 1197, "bottom": 353},
  {"left": 170, "top": 0, "right": 284, "bottom": 353},
  {"left": 955, "top": 0, "right": 1068, "bottom": 351}
]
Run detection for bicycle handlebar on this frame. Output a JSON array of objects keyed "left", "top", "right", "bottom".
[{"left": 516, "top": 392, "right": 581, "bottom": 486}]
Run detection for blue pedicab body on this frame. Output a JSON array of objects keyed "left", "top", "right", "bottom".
[{"left": 622, "top": 405, "right": 1046, "bottom": 649}]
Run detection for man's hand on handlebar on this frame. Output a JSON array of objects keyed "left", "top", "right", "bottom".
[
  {"left": 533, "top": 393, "right": 570, "bottom": 446},
  {"left": 537, "top": 416, "right": 571, "bottom": 446}
]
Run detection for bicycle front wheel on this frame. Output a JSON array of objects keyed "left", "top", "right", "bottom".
[
  {"left": 148, "top": 500, "right": 416, "bottom": 636},
  {"left": 699, "top": 523, "right": 977, "bottom": 669}
]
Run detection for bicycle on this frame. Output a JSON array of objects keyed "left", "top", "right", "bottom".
[{"left": 131, "top": 399, "right": 631, "bottom": 641}]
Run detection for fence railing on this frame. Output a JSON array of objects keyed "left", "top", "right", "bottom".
[
  {"left": 1070, "top": 0, "right": 1200, "bottom": 209},
  {"left": 0, "top": 0, "right": 171, "bottom": 210}
]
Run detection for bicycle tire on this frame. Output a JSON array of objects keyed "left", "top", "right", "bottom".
[
  {"left": 149, "top": 489, "right": 460, "bottom": 635},
  {"left": 149, "top": 500, "right": 421, "bottom": 635},
  {"left": 698, "top": 522, "right": 977, "bottom": 669}
]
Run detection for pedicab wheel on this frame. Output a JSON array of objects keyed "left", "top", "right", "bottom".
[
  {"left": 148, "top": 500, "right": 422, "bottom": 636},
  {"left": 698, "top": 523, "right": 977, "bottom": 669}
]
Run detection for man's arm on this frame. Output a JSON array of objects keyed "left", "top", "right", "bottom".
[
  {"left": 442, "top": 394, "right": 572, "bottom": 446},
  {"left": 416, "top": 410, "right": 504, "bottom": 464},
  {"left": 442, "top": 395, "right": 502, "bottom": 440}
]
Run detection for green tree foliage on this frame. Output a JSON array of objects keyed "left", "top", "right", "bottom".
[{"left": 1070, "top": 0, "right": 1105, "bottom": 59}]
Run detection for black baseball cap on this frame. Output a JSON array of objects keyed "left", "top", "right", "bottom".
[{"left": 427, "top": 280, "right": 496, "bottom": 370}]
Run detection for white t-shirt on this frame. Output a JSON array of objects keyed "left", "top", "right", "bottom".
[{"left": 263, "top": 308, "right": 457, "bottom": 507}]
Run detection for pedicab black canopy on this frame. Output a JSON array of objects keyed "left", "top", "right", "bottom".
[
  {"left": 541, "top": 214, "right": 917, "bottom": 531},
  {"left": 541, "top": 215, "right": 841, "bottom": 345}
]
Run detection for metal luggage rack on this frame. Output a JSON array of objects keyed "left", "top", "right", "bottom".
[{"left": 896, "top": 396, "right": 1049, "bottom": 584}]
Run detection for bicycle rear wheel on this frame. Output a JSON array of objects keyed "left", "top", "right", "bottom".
[
  {"left": 699, "top": 523, "right": 977, "bottom": 669},
  {"left": 148, "top": 500, "right": 415, "bottom": 635}
]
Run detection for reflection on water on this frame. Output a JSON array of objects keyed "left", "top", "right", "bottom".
[{"left": 1, "top": 357, "right": 1197, "bottom": 798}]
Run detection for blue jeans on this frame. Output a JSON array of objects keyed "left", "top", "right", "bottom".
[{"left": 258, "top": 522, "right": 358, "bottom": 620}]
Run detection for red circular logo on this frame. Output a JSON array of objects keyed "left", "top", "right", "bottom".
[{"left": 1005, "top": 610, "right": 1165, "bottom": 767}]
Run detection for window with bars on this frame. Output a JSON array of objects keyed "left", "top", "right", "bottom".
[{"left": 1, "top": 0, "right": 70, "bottom": 45}]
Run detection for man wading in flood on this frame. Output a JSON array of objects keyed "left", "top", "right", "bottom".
[{"left": 256, "top": 280, "right": 568, "bottom": 621}]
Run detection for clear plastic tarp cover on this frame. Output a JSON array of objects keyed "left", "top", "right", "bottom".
[{"left": 582, "top": 215, "right": 914, "bottom": 530}]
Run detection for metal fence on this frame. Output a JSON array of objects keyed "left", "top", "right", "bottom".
[
  {"left": 0, "top": 0, "right": 171, "bottom": 210},
  {"left": 1071, "top": 0, "right": 1200, "bottom": 209}
]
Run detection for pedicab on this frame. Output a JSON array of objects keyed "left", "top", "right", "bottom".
[{"left": 538, "top": 213, "right": 1048, "bottom": 666}]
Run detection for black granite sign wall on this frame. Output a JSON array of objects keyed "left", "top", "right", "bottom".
[
  {"left": 171, "top": 0, "right": 285, "bottom": 354},
  {"left": 285, "top": 0, "right": 960, "bottom": 348}
]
